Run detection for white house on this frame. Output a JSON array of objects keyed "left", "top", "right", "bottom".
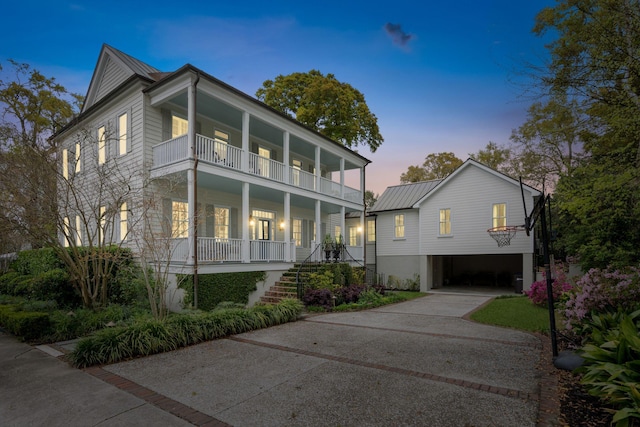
[
  {"left": 52, "top": 44, "right": 369, "bottom": 301},
  {"left": 369, "top": 159, "right": 541, "bottom": 292}
]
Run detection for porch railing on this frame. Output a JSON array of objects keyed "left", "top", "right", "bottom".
[
  {"left": 152, "top": 134, "right": 362, "bottom": 203},
  {"left": 198, "top": 237, "right": 243, "bottom": 262}
]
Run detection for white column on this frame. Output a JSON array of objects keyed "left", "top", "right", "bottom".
[
  {"left": 340, "top": 206, "right": 346, "bottom": 242},
  {"left": 242, "top": 182, "right": 250, "bottom": 263},
  {"left": 187, "top": 79, "right": 197, "bottom": 266},
  {"left": 315, "top": 146, "right": 321, "bottom": 192},
  {"left": 522, "top": 253, "right": 534, "bottom": 292},
  {"left": 283, "top": 131, "right": 290, "bottom": 184},
  {"left": 360, "top": 211, "right": 365, "bottom": 252},
  {"left": 284, "top": 192, "right": 291, "bottom": 261},
  {"left": 242, "top": 111, "right": 250, "bottom": 171},
  {"left": 315, "top": 199, "right": 321, "bottom": 261},
  {"left": 340, "top": 158, "right": 345, "bottom": 198}
]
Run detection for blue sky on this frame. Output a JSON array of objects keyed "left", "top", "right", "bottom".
[{"left": 2, "top": 1, "right": 553, "bottom": 195}]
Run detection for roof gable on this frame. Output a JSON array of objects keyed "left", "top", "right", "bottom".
[
  {"left": 413, "top": 158, "right": 540, "bottom": 208},
  {"left": 370, "top": 179, "right": 442, "bottom": 212},
  {"left": 82, "top": 44, "right": 162, "bottom": 113}
]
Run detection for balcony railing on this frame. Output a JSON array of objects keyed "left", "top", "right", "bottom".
[{"left": 152, "top": 134, "right": 362, "bottom": 203}]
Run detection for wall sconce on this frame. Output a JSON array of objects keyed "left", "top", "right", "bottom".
[
  {"left": 279, "top": 220, "right": 286, "bottom": 230},
  {"left": 249, "top": 216, "right": 255, "bottom": 226},
  {"left": 357, "top": 226, "right": 363, "bottom": 233}
]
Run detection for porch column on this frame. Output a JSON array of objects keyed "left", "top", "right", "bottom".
[
  {"left": 242, "top": 182, "right": 250, "bottom": 263},
  {"left": 522, "top": 253, "right": 534, "bottom": 292},
  {"left": 283, "top": 131, "right": 290, "bottom": 184},
  {"left": 315, "top": 199, "right": 321, "bottom": 261},
  {"left": 242, "top": 111, "right": 250, "bottom": 171},
  {"left": 340, "top": 206, "right": 345, "bottom": 242},
  {"left": 315, "top": 146, "right": 321, "bottom": 192},
  {"left": 187, "top": 77, "right": 197, "bottom": 266},
  {"left": 284, "top": 192, "right": 291, "bottom": 261},
  {"left": 360, "top": 211, "right": 365, "bottom": 256},
  {"left": 340, "top": 158, "right": 345, "bottom": 198}
]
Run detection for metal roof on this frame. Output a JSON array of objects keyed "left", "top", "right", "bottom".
[
  {"left": 370, "top": 179, "right": 442, "bottom": 212},
  {"left": 105, "top": 44, "right": 162, "bottom": 79}
]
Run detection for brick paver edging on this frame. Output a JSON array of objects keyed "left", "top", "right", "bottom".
[
  {"left": 84, "top": 366, "right": 230, "bottom": 427},
  {"left": 229, "top": 336, "right": 537, "bottom": 402},
  {"left": 535, "top": 333, "right": 561, "bottom": 427}
]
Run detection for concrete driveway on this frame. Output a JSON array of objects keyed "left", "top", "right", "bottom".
[{"left": 1, "top": 293, "right": 545, "bottom": 426}]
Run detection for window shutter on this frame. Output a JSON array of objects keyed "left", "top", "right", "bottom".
[
  {"left": 302, "top": 219, "right": 308, "bottom": 248},
  {"left": 162, "top": 198, "right": 172, "bottom": 236},
  {"left": 161, "top": 109, "right": 172, "bottom": 141},
  {"left": 230, "top": 207, "right": 238, "bottom": 238},
  {"left": 206, "top": 204, "right": 214, "bottom": 237}
]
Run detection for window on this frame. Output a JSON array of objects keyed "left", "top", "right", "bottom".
[
  {"left": 250, "top": 209, "right": 275, "bottom": 240},
  {"left": 292, "top": 159, "right": 302, "bottom": 186},
  {"left": 75, "top": 142, "right": 81, "bottom": 173},
  {"left": 98, "top": 125, "right": 106, "bottom": 164},
  {"left": 367, "top": 219, "right": 376, "bottom": 242},
  {"left": 348, "top": 226, "right": 357, "bottom": 246},
  {"left": 215, "top": 207, "right": 229, "bottom": 239},
  {"left": 334, "top": 225, "right": 341, "bottom": 240},
  {"left": 258, "top": 146, "right": 271, "bottom": 177},
  {"left": 120, "top": 203, "right": 128, "bottom": 241},
  {"left": 172, "top": 201, "right": 189, "bottom": 238},
  {"left": 172, "top": 115, "right": 188, "bottom": 138},
  {"left": 492, "top": 203, "right": 507, "bottom": 229},
  {"left": 439, "top": 208, "right": 451, "bottom": 235},
  {"left": 118, "top": 113, "right": 127, "bottom": 156},
  {"left": 394, "top": 214, "right": 405, "bottom": 238},
  {"left": 293, "top": 219, "right": 302, "bottom": 246},
  {"left": 63, "top": 217, "right": 70, "bottom": 247},
  {"left": 62, "top": 149, "right": 69, "bottom": 179},
  {"left": 99, "top": 206, "right": 106, "bottom": 243},
  {"left": 75, "top": 215, "right": 82, "bottom": 246}
]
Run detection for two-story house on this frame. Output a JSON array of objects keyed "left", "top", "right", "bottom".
[
  {"left": 368, "top": 159, "right": 540, "bottom": 293},
  {"left": 52, "top": 44, "right": 370, "bottom": 302}
]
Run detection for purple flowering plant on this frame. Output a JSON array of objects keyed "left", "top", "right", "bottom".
[{"left": 525, "top": 262, "right": 573, "bottom": 307}]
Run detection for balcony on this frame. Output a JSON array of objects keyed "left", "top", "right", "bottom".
[
  {"left": 152, "top": 134, "right": 362, "bottom": 203},
  {"left": 170, "top": 238, "right": 297, "bottom": 264}
]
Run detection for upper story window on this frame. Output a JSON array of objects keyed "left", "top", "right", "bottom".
[
  {"left": 75, "top": 142, "right": 81, "bottom": 173},
  {"left": 118, "top": 113, "right": 127, "bottom": 156},
  {"left": 120, "top": 202, "right": 128, "bottom": 242},
  {"left": 172, "top": 115, "right": 188, "bottom": 138},
  {"left": 62, "top": 149, "right": 69, "bottom": 179},
  {"left": 63, "top": 217, "right": 70, "bottom": 247},
  {"left": 492, "top": 203, "right": 507, "bottom": 229},
  {"left": 99, "top": 206, "right": 106, "bottom": 244},
  {"left": 439, "top": 208, "right": 451, "bottom": 235},
  {"left": 367, "top": 219, "right": 376, "bottom": 242},
  {"left": 98, "top": 125, "right": 106, "bottom": 164},
  {"left": 394, "top": 214, "right": 405, "bottom": 238},
  {"left": 75, "top": 215, "right": 82, "bottom": 246}
]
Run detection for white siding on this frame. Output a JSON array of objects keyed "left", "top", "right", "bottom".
[
  {"left": 95, "top": 57, "right": 131, "bottom": 103},
  {"left": 376, "top": 209, "right": 419, "bottom": 256},
  {"left": 417, "top": 164, "right": 536, "bottom": 256}
]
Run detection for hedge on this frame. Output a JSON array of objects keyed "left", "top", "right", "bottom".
[
  {"left": 0, "top": 305, "right": 51, "bottom": 341},
  {"left": 179, "top": 271, "right": 266, "bottom": 310}
]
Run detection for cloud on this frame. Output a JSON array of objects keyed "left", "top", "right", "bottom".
[{"left": 384, "top": 23, "right": 414, "bottom": 48}]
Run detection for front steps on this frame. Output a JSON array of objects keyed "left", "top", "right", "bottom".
[{"left": 259, "top": 270, "right": 299, "bottom": 304}]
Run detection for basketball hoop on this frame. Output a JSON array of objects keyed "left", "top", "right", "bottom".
[{"left": 487, "top": 226, "right": 525, "bottom": 247}]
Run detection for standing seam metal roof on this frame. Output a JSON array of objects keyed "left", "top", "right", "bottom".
[{"left": 369, "top": 180, "right": 442, "bottom": 212}]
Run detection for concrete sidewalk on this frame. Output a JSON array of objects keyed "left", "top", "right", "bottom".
[{"left": 1, "top": 294, "right": 547, "bottom": 426}]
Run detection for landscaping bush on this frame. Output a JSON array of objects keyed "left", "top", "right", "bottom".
[
  {"left": 10, "top": 248, "right": 63, "bottom": 276},
  {"left": 47, "top": 305, "right": 141, "bottom": 342},
  {"left": 30, "top": 269, "right": 80, "bottom": 308},
  {"left": 0, "top": 305, "right": 51, "bottom": 341},
  {"left": 525, "top": 263, "right": 573, "bottom": 307},
  {"left": 302, "top": 288, "right": 334, "bottom": 310},
  {"left": 70, "top": 299, "right": 303, "bottom": 368},
  {"left": 578, "top": 310, "right": 640, "bottom": 427},
  {"left": 563, "top": 266, "right": 640, "bottom": 331},
  {"left": 335, "top": 284, "right": 366, "bottom": 305}
]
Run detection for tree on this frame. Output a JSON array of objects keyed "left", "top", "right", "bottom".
[
  {"left": 256, "top": 70, "right": 383, "bottom": 153},
  {"left": 531, "top": 0, "right": 640, "bottom": 269},
  {"left": 400, "top": 152, "right": 463, "bottom": 183},
  {"left": 364, "top": 190, "right": 378, "bottom": 211},
  {"left": 469, "top": 142, "right": 513, "bottom": 174},
  {"left": 0, "top": 61, "right": 80, "bottom": 251}
]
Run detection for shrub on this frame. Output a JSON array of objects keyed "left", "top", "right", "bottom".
[
  {"left": 578, "top": 310, "right": 640, "bottom": 427},
  {"left": 30, "top": 269, "right": 80, "bottom": 308},
  {"left": 70, "top": 299, "right": 303, "bottom": 368},
  {"left": 47, "top": 305, "right": 140, "bottom": 342},
  {"left": 307, "top": 270, "right": 335, "bottom": 290},
  {"left": 335, "top": 284, "right": 366, "bottom": 305},
  {"left": 301, "top": 288, "right": 334, "bottom": 310},
  {"left": 563, "top": 267, "right": 640, "bottom": 331},
  {"left": 10, "top": 248, "right": 63, "bottom": 276},
  {"left": 0, "top": 305, "right": 51, "bottom": 341},
  {"left": 525, "top": 263, "right": 573, "bottom": 307}
]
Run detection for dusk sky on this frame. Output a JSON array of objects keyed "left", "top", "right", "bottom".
[{"left": 2, "top": 1, "right": 554, "bottom": 195}]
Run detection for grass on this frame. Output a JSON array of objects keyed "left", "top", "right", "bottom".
[
  {"left": 469, "top": 296, "right": 551, "bottom": 333},
  {"left": 332, "top": 290, "right": 426, "bottom": 312}
]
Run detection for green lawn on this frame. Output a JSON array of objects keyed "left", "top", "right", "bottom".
[{"left": 469, "top": 296, "right": 551, "bottom": 333}]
